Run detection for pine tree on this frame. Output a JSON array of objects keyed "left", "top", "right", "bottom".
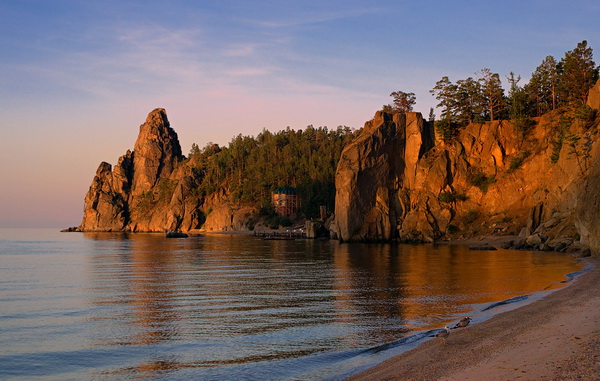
[
  {"left": 526, "top": 56, "right": 559, "bottom": 115},
  {"left": 430, "top": 76, "right": 458, "bottom": 122},
  {"left": 455, "top": 77, "right": 484, "bottom": 125},
  {"left": 477, "top": 68, "right": 505, "bottom": 121},
  {"left": 558, "top": 40, "right": 599, "bottom": 105},
  {"left": 386, "top": 91, "right": 416, "bottom": 113},
  {"left": 506, "top": 72, "right": 529, "bottom": 120}
]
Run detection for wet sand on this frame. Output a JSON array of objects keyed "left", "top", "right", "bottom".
[{"left": 348, "top": 257, "right": 600, "bottom": 381}]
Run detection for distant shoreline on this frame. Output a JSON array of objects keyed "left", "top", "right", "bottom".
[{"left": 347, "top": 257, "right": 600, "bottom": 380}]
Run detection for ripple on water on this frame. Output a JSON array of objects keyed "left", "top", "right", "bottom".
[{"left": 0, "top": 229, "right": 584, "bottom": 380}]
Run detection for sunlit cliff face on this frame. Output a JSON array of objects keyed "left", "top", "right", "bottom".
[{"left": 333, "top": 82, "right": 600, "bottom": 251}]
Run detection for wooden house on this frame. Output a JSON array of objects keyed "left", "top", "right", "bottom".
[{"left": 272, "top": 187, "right": 300, "bottom": 217}]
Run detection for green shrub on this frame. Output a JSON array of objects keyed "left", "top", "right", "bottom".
[
  {"left": 158, "top": 179, "right": 177, "bottom": 201},
  {"left": 576, "top": 104, "right": 598, "bottom": 129},
  {"left": 473, "top": 115, "right": 486, "bottom": 124},
  {"left": 136, "top": 191, "right": 154, "bottom": 214},
  {"left": 467, "top": 168, "right": 496, "bottom": 192},
  {"left": 435, "top": 119, "right": 461, "bottom": 143},
  {"left": 438, "top": 191, "right": 468, "bottom": 203},
  {"left": 464, "top": 210, "right": 478, "bottom": 224},
  {"left": 447, "top": 224, "right": 459, "bottom": 234},
  {"left": 550, "top": 133, "right": 564, "bottom": 163},
  {"left": 280, "top": 217, "right": 292, "bottom": 227},
  {"left": 266, "top": 215, "right": 292, "bottom": 229},
  {"left": 507, "top": 150, "right": 531, "bottom": 173},
  {"left": 515, "top": 118, "right": 536, "bottom": 141}
]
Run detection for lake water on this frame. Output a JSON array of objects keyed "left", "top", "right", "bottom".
[{"left": 0, "top": 228, "right": 583, "bottom": 380}]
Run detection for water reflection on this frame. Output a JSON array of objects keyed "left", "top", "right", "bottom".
[{"left": 82, "top": 233, "right": 581, "bottom": 379}]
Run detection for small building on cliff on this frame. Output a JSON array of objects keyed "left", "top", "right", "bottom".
[{"left": 272, "top": 187, "right": 299, "bottom": 217}]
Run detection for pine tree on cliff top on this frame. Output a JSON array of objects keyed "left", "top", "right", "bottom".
[
  {"left": 559, "top": 40, "right": 599, "bottom": 105},
  {"left": 383, "top": 91, "right": 416, "bottom": 113},
  {"left": 455, "top": 77, "right": 484, "bottom": 125},
  {"left": 526, "top": 55, "right": 559, "bottom": 115},
  {"left": 477, "top": 68, "right": 505, "bottom": 121}
]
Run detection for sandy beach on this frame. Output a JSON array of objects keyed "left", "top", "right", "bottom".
[{"left": 348, "top": 257, "right": 600, "bottom": 381}]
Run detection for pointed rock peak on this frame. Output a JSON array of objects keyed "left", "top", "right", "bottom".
[
  {"left": 131, "top": 108, "right": 183, "bottom": 195},
  {"left": 145, "top": 108, "right": 170, "bottom": 127},
  {"left": 134, "top": 107, "right": 181, "bottom": 155}
]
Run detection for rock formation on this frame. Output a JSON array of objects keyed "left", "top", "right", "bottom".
[
  {"left": 334, "top": 112, "right": 436, "bottom": 241},
  {"left": 333, "top": 80, "right": 600, "bottom": 256},
  {"left": 575, "top": 80, "right": 600, "bottom": 253},
  {"left": 80, "top": 108, "right": 201, "bottom": 232},
  {"left": 77, "top": 81, "right": 600, "bottom": 257}
]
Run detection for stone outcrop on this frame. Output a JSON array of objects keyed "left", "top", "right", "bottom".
[
  {"left": 587, "top": 78, "right": 600, "bottom": 110},
  {"left": 577, "top": 160, "right": 600, "bottom": 253},
  {"left": 333, "top": 80, "right": 600, "bottom": 254},
  {"left": 199, "top": 190, "right": 257, "bottom": 232},
  {"left": 575, "top": 80, "right": 600, "bottom": 253},
  {"left": 80, "top": 108, "right": 200, "bottom": 232},
  {"left": 131, "top": 109, "right": 182, "bottom": 197},
  {"left": 334, "top": 112, "right": 435, "bottom": 241},
  {"left": 80, "top": 158, "right": 132, "bottom": 231}
]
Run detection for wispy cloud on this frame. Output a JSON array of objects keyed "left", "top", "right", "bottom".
[
  {"left": 238, "top": 6, "right": 382, "bottom": 29},
  {"left": 221, "top": 43, "right": 261, "bottom": 57},
  {"left": 225, "top": 67, "right": 274, "bottom": 77},
  {"left": 16, "top": 18, "right": 372, "bottom": 106}
]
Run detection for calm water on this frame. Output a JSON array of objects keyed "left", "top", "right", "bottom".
[{"left": 0, "top": 228, "right": 583, "bottom": 380}]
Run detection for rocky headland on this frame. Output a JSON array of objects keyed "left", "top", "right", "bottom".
[
  {"left": 332, "top": 79, "right": 600, "bottom": 256},
  {"left": 79, "top": 108, "right": 201, "bottom": 232},
  {"left": 75, "top": 81, "right": 600, "bottom": 255}
]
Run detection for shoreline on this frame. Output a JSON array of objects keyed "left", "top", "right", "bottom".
[{"left": 347, "top": 257, "right": 600, "bottom": 380}]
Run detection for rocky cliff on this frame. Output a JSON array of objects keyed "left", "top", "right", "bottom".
[
  {"left": 334, "top": 112, "right": 436, "bottom": 241},
  {"left": 79, "top": 108, "right": 259, "bottom": 233},
  {"left": 80, "top": 108, "right": 202, "bottom": 232},
  {"left": 576, "top": 80, "right": 600, "bottom": 253},
  {"left": 333, "top": 80, "right": 600, "bottom": 255},
  {"left": 78, "top": 83, "right": 600, "bottom": 256}
]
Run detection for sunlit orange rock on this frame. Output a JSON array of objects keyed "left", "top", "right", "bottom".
[{"left": 333, "top": 79, "right": 600, "bottom": 255}]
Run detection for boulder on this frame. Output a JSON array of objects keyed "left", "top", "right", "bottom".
[{"left": 526, "top": 234, "right": 543, "bottom": 246}]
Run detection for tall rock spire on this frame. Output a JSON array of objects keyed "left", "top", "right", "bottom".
[
  {"left": 131, "top": 108, "right": 183, "bottom": 196},
  {"left": 79, "top": 108, "right": 196, "bottom": 232}
]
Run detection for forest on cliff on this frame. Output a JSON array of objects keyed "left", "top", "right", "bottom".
[
  {"left": 184, "top": 41, "right": 598, "bottom": 222},
  {"left": 184, "top": 40, "right": 598, "bottom": 224},
  {"left": 186, "top": 125, "right": 357, "bottom": 220},
  {"left": 427, "top": 40, "right": 598, "bottom": 141}
]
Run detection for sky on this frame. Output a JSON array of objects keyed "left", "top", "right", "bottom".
[{"left": 0, "top": 0, "right": 599, "bottom": 227}]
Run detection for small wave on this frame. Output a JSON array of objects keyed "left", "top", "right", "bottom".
[
  {"left": 358, "top": 330, "right": 435, "bottom": 355},
  {"left": 563, "top": 264, "right": 593, "bottom": 283},
  {"left": 481, "top": 295, "right": 529, "bottom": 311}
]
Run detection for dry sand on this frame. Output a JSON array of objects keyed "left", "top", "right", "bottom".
[{"left": 348, "top": 257, "right": 600, "bottom": 381}]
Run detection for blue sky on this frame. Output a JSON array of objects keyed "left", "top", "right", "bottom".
[{"left": 1, "top": 0, "right": 598, "bottom": 227}]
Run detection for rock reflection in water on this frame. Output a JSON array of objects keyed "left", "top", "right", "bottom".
[{"left": 82, "top": 233, "right": 581, "bottom": 379}]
